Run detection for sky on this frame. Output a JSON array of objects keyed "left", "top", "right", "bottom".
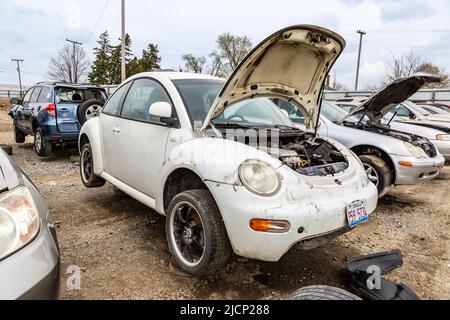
[{"left": 1, "top": 0, "right": 450, "bottom": 89}]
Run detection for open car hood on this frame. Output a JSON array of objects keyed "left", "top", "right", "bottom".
[
  {"left": 345, "top": 73, "right": 441, "bottom": 122},
  {"left": 200, "top": 25, "right": 345, "bottom": 132}
]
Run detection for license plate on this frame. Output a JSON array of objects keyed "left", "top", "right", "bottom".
[{"left": 346, "top": 200, "right": 368, "bottom": 228}]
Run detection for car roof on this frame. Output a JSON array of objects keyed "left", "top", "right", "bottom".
[
  {"left": 126, "top": 71, "right": 225, "bottom": 82},
  {"left": 35, "top": 82, "right": 104, "bottom": 90}
]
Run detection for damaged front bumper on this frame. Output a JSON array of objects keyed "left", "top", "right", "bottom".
[
  {"left": 393, "top": 153, "right": 446, "bottom": 185},
  {"left": 205, "top": 169, "right": 378, "bottom": 262}
]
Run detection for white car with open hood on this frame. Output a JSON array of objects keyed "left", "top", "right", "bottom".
[{"left": 78, "top": 25, "right": 378, "bottom": 276}]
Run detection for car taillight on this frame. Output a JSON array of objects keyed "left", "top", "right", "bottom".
[{"left": 45, "top": 103, "right": 56, "bottom": 117}]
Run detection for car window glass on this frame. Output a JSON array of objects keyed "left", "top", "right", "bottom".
[
  {"left": 274, "top": 99, "right": 305, "bottom": 124},
  {"left": 121, "top": 78, "right": 172, "bottom": 125},
  {"left": 38, "top": 87, "right": 51, "bottom": 103},
  {"left": 395, "top": 105, "right": 411, "bottom": 117},
  {"left": 102, "top": 82, "right": 132, "bottom": 116},
  {"left": 22, "top": 88, "right": 34, "bottom": 108},
  {"left": 30, "top": 87, "right": 42, "bottom": 103},
  {"left": 57, "top": 88, "right": 106, "bottom": 103}
]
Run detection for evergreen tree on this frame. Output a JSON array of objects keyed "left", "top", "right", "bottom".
[
  {"left": 139, "top": 43, "right": 161, "bottom": 72},
  {"left": 88, "top": 31, "right": 112, "bottom": 84},
  {"left": 109, "top": 33, "right": 133, "bottom": 84}
]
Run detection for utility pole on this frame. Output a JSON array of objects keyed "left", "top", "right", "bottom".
[
  {"left": 121, "top": 0, "right": 126, "bottom": 82},
  {"left": 355, "top": 30, "right": 366, "bottom": 91},
  {"left": 11, "top": 59, "right": 24, "bottom": 97},
  {"left": 66, "top": 39, "right": 82, "bottom": 83}
]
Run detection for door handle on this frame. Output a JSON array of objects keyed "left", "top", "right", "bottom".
[
  {"left": 113, "top": 128, "right": 121, "bottom": 134},
  {"left": 60, "top": 108, "right": 69, "bottom": 112}
]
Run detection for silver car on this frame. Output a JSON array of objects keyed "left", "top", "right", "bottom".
[
  {"left": 279, "top": 74, "right": 446, "bottom": 197},
  {"left": 0, "top": 148, "right": 59, "bottom": 299}
]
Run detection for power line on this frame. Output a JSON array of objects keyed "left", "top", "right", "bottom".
[
  {"left": 85, "top": 0, "right": 111, "bottom": 45},
  {"left": 66, "top": 39, "right": 83, "bottom": 83}
]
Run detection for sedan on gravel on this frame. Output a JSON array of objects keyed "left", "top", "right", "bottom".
[
  {"left": 0, "top": 148, "right": 60, "bottom": 299},
  {"left": 78, "top": 25, "right": 378, "bottom": 276},
  {"left": 278, "top": 74, "right": 446, "bottom": 197}
]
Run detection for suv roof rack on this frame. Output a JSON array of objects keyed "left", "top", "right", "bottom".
[{"left": 36, "top": 81, "right": 102, "bottom": 88}]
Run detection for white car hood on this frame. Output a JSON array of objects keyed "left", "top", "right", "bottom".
[
  {"left": 200, "top": 25, "right": 345, "bottom": 132},
  {"left": 346, "top": 73, "right": 441, "bottom": 122}
]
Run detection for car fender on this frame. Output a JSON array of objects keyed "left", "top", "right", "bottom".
[
  {"left": 155, "top": 137, "right": 282, "bottom": 213},
  {"left": 79, "top": 117, "right": 104, "bottom": 175}
]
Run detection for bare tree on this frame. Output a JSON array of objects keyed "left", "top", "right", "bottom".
[
  {"left": 416, "top": 62, "right": 449, "bottom": 88},
  {"left": 216, "top": 33, "right": 252, "bottom": 76},
  {"left": 47, "top": 44, "right": 90, "bottom": 83},
  {"left": 182, "top": 54, "right": 207, "bottom": 73},
  {"left": 385, "top": 51, "right": 422, "bottom": 82},
  {"left": 383, "top": 51, "right": 449, "bottom": 88},
  {"left": 208, "top": 51, "right": 226, "bottom": 77}
]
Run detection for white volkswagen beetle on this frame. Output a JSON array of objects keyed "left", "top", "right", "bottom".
[{"left": 79, "top": 25, "right": 378, "bottom": 276}]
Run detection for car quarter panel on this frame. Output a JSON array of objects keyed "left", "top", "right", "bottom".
[
  {"left": 155, "top": 137, "right": 283, "bottom": 214},
  {"left": 79, "top": 117, "right": 104, "bottom": 175}
]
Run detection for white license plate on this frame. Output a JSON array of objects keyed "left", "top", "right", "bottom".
[{"left": 346, "top": 200, "right": 368, "bottom": 228}]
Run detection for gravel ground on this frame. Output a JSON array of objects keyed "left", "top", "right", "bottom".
[{"left": 1, "top": 109, "right": 449, "bottom": 300}]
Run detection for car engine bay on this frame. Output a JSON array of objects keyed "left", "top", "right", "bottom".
[
  {"left": 342, "top": 120, "right": 438, "bottom": 158},
  {"left": 221, "top": 128, "right": 349, "bottom": 176}
]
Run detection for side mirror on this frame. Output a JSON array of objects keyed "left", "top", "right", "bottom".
[
  {"left": 149, "top": 102, "right": 172, "bottom": 118},
  {"left": 409, "top": 113, "right": 417, "bottom": 119},
  {"left": 10, "top": 98, "right": 21, "bottom": 105},
  {"left": 280, "top": 109, "right": 289, "bottom": 118},
  {"left": 148, "top": 102, "right": 178, "bottom": 127}
]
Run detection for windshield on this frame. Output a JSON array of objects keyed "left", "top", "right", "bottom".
[
  {"left": 57, "top": 88, "right": 106, "bottom": 103},
  {"left": 321, "top": 101, "right": 361, "bottom": 123},
  {"left": 172, "top": 79, "right": 224, "bottom": 127},
  {"left": 408, "top": 102, "right": 431, "bottom": 116},
  {"left": 212, "top": 98, "right": 296, "bottom": 128},
  {"left": 173, "top": 79, "right": 296, "bottom": 129},
  {"left": 420, "top": 105, "right": 448, "bottom": 115}
]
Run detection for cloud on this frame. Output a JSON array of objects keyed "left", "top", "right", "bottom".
[{"left": 0, "top": 0, "right": 449, "bottom": 90}]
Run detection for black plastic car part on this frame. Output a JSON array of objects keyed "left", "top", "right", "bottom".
[
  {"left": 348, "top": 249, "right": 404, "bottom": 274},
  {"left": 347, "top": 250, "right": 420, "bottom": 300}
]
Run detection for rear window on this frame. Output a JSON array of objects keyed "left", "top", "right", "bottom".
[{"left": 56, "top": 88, "right": 106, "bottom": 103}]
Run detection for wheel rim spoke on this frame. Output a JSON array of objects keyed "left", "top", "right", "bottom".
[{"left": 171, "top": 203, "right": 205, "bottom": 265}]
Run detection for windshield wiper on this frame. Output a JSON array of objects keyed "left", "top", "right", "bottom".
[
  {"left": 212, "top": 122, "right": 256, "bottom": 129},
  {"left": 272, "top": 124, "right": 299, "bottom": 130}
]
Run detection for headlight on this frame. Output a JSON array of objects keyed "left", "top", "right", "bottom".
[
  {"left": 404, "top": 142, "right": 427, "bottom": 159},
  {"left": 436, "top": 134, "right": 450, "bottom": 141},
  {"left": 0, "top": 186, "right": 40, "bottom": 261},
  {"left": 239, "top": 160, "right": 281, "bottom": 196}
]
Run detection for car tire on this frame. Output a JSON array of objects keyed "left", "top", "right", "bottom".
[
  {"left": 287, "top": 286, "right": 362, "bottom": 300},
  {"left": 80, "top": 143, "right": 106, "bottom": 188},
  {"left": 166, "top": 189, "right": 232, "bottom": 276},
  {"left": 14, "top": 124, "right": 26, "bottom": 143},
  {"left": 359, "top": 155, "right": 392, "bottom": 198},
  {"left": 77, "top": 100, "right": 104, "bottom": 126},
  {"left": 34, "top": 127, "right": 52, "bottom": 157}
]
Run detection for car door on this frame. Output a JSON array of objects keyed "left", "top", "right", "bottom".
[
  {"left": 26, "top": 86, "right": 43, "bottom": 131},
  {"left": 16, "top": 88, "right": 35, "bottom": 132},
  {"left": 111, "top": 78, "right": 176, "bottom": 198},
  {"left": 100, "top": 81, "right": 133, "bottom": 175}
]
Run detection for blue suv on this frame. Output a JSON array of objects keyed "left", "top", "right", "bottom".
[{"left": 9, "top": 82, "right": 107, "bottom": 156}]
